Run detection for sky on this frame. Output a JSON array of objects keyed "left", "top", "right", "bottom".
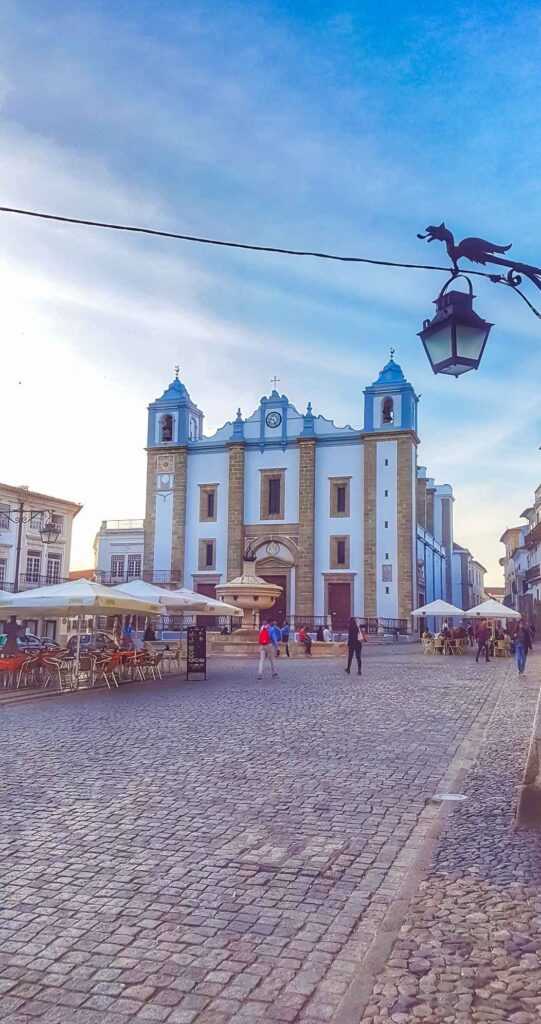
[{"left": 1, "top": 0, "right": 541, "bottom": 582}]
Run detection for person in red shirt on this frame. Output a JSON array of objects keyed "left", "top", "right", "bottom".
[{"left": 475, "top": 621, "right": 491, "bottom": 663}]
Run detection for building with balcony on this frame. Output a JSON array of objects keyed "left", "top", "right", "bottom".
[
  {"left": 93, "top": 519, "right": 144, "bottom": 585},
  {"left": 500, "top": 484, "right": 541, "bottom": 628},
  {"left": 0, "top": 481, "right": 82, "bottom": 637}
]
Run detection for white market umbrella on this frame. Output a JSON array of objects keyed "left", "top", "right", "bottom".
[
  {"left": 0, "top": 579, "right": 161, "bottom": 675},
  {"left": 111, "top": 578, "right": 208, "bottom": 611},
  {"left": 411, "top": 599, "right": 465, "bottom": 618},
  {"left": 169, "top": 586, "right": 243, "bottom": 618},
  {"left": 463, "top": 598, "right": 520, "bottom": 619}
]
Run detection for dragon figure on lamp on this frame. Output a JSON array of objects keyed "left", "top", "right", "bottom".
[{"left": 418, "top": 222, "right": 512, "bottom": 271}]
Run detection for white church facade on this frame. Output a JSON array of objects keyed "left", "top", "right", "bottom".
[{"left": 138, "top": 353, "right": 454, "bottom": 629}]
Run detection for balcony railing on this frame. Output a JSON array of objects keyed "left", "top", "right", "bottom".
[
  {"left": 525, "top": 564, "right": 541, "bottom": 583},
  {"left": 525, "top": 522, "right": 541, "bottom": 549},
  {"left": 95, "top": 570, "right": 181, "bottom": 586},
  {"left": 100, "top": 519, "right": 144, "bottom": 531}
]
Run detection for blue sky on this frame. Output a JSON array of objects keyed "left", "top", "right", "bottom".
[{"left": 1, "top": 0, "right": 540, "bottom": 578}]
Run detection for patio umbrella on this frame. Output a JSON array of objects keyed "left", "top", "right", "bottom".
[
  {"left": 111, "top": 578, "right": 208, "bottom": 611},
  {"left": 0, "top": 579, "right": 161, "bottom": 675},
  {"left": 411, "top": 599, "right": 464, "bottom": 618},
  {"left": 168, "top": 586, "right": 243, "bottom": 617},
  {"left": 463, "top": 598, "right": 521, "bottom": 619}
]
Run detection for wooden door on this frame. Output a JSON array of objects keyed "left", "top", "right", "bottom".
[
  {"left": 196, "top": 582, "right": 217, "bottom": 629},
  {"left": 328, "top": 582, "right": 351, "bottom": 630},
  {"left": 260, "top": 575, "right": 287, "bottom": 624}
]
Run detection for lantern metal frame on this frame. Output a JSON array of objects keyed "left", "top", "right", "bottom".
[{"left": 418, "top": 274, "right": 493, "bottom": 378}]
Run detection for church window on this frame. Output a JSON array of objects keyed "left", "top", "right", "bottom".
[
  {"left": 199, "top": 485, "right": 218, "bottom": 523},
  {"left": 189, "top": 417, "right": 198, "bottom": 441},
  {"left": 330, "top": 478, "right": 351, "bottom": 518},
  {"left": 384, "top": 458, "right": 389, "bottom": 467},
  {"left": 198, "top": 538, "right": 216, "bottom": 570},
  {"left": 384, "top": 521, "right": 389, "bottom": 528},
  {"left": 382, "top": 564, "right": 392, "bottom": 581},
  {"left": 260, "top": 470, "right": 285, "bottom": 520},
  {"left": 384, "top": 489, "right": 389, "bottom": 497},
  {"left": 160, "top": 414, "right": 174, "bottom": 443},
  {"left": 385, "top": 586, "right": 390, "bottom": 595},
  {"left": 330, "top": 535, "right": 350, "bottom": 570},
  {"left": 382, "top": 397, "right": 394, "bottom": 425}
]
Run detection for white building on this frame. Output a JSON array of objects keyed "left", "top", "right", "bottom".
[
  {"left": 452, "top": 544, "right": 487, "bottom": 610},
  {"left": 93, "top": 520, "right": 144, "bottom": 584},
  {"left": 0, "top": 482, "right": 82, "bottom": 639},
  {"left": 137, "top": 355, "right": 460, "bottom": 630},
  {"left": 501, "top": 484, "right": 541, "bottom": 629}
]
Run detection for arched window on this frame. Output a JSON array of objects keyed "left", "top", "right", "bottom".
[
  {"left": 382, "top": 396, "right": 394, "bottom": 425},
  {"left": 160, "top": 414, "right": 173, "bottom": 442},
  {"left": 189, "top": 417, "right": 198, "bottom": 441}
]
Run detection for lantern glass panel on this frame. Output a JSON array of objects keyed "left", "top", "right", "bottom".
[
  {"left": 425, "top": 324, "right": 453, "bottom": 366},
  {"left": 455, "top": 324, "right": 488, "bottom": 362}
]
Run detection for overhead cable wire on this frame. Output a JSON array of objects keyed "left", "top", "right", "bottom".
[{"left": 0, "top": 204, "right": 504, "bottom": 281}]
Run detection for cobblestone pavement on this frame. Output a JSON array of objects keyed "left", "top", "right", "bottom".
[
  {"left": 359, "top": 653, "right": 541, "bottom": 1024},
  {"left": 0, "top": 650, "right": 532, "bottom": 1024}
]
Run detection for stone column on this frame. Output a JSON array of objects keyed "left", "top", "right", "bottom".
[
  {"left": 363, "top": 440, "right": 377, "bottom": 618},
  {"left": 227, "top": 443, "right": 245, "bottom": 581},
  {"left": 143, "top": 451, "right": 158, "bottom": 580},
  {"left": 171, "top": 447, "right": 188, "bottom": 586},
  {"left": 397, "top": 436, "right": 415, "bottom": 620},
  {"left": 416, "top": 476, "right": 427, "bottom": 529},
  {"left": 296, "top": 438, "right": 316, "bottom": 619}
]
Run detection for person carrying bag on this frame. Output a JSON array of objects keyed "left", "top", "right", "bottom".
[{"left": 346, "top": 618, "right": 366, "bottom": 676}]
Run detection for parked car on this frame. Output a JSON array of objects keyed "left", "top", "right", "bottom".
[
  {"left": 67, "top": 632, "right": 118, "bottom": 655},
  {"left": 17, "top": 633, "right": 60, "bottom": 652}
]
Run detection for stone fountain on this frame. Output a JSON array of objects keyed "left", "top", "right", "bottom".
[{"left": 213, "top": 552, "right": 282, "bottom": 655}]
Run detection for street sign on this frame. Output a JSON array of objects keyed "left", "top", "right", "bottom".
[{"left": 186, "top": 626, "right": 207, "bottom": 680}]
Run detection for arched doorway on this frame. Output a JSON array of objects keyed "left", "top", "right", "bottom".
[{"left": 248, "top": 537, "right": 296, "bottom": 624}]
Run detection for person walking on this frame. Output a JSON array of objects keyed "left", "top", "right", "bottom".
[
  {"left": 515, "top": 619, "right": 532, "bottom": 676},
  {"left": 269, "top": 621, "right": 282, "bottom": 657},
  {"left": 257, "top": 621, "right": 278, "bottom": 680},
  {"left": 346, "top": 617, "right": 366, "bottom": 675},
  {"left": 281, "top": 621, "right": 290, "bottom": 657},
  {"left": 475, "top": 621, "right": 491, "bottom": 663}
]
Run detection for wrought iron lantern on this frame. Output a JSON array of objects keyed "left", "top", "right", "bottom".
[
  {"left": 418, "top": 275, "right": 493, "bottom": 377},
  {"left": 39, "top": 517, "right": 61, "bottom": 544}
]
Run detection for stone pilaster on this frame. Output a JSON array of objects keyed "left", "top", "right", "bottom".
[
  {"left": 426, "top": 487, "right": 435, "bottom": 536},
  {"left": 416, "top": 476, "right": 427, "bottom": 529},
  {"left": 143, "top": 451, "right": 158, "bottom": 580},
  {"left": 171, "top": 447, "right": 188, "bottom": 586},
  {"left": 363, "top": 440, "right": 377, "bottom": 618},
  {"left": 397, "top": 436, "right": 415, "bottom": 620},
  {"left": 296, "top": 439, "right": 316, "bottom": 619},
  {"left": 227, "top": 443, "right": 245, "bottom": 581}
]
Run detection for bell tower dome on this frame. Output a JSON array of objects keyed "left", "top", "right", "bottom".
[
  {"left": 363, "top": 350, "right": 418, "bottom": 434},
  {"left": 147, "top": 366, "right": 204, "bottom": 448}
]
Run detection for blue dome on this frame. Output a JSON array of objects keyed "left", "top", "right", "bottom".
[
  {"left": 157, "top": 376, "right": 189, "bottom": 402},
  {"left": 372, "top": 353, "right": 406, "bottom": 387}
]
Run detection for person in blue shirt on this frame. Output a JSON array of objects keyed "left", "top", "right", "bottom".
[
  {"left": 281, "top": 622, "right": 290, "bottom": 657},
  {"left": 269, "top": 621, "right": 282, "bottom": 657}
]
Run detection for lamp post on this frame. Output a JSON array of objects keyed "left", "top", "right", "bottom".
[
  {"left": 5, "top": 505, "right": 61, "bottom": 592},
  {"left": 418, "top": 276, "right": 493, "bottom": 378}
]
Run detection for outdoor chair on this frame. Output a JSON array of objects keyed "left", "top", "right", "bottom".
[
  {"left": 142, "top": 651, "right": 163, "bottom": 680},
  {"left": 16, "top": 655, "right": 42, "bottom": 689},
  {"left": 43, "top": 655, "right": 75, "bottom": 691},
  {"left": 94, "top": 655, "right": 119, "bottom": 690}
]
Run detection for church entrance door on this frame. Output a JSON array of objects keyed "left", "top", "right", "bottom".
[
  {"left": 195, "top": 582, "right": 217, "bottom": 629},
  {"left": 260, "top": 574, "right": 287, "bottom": 624},
  {"left": 328, "top": 582, "right": 351, "bottom": 630}
]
